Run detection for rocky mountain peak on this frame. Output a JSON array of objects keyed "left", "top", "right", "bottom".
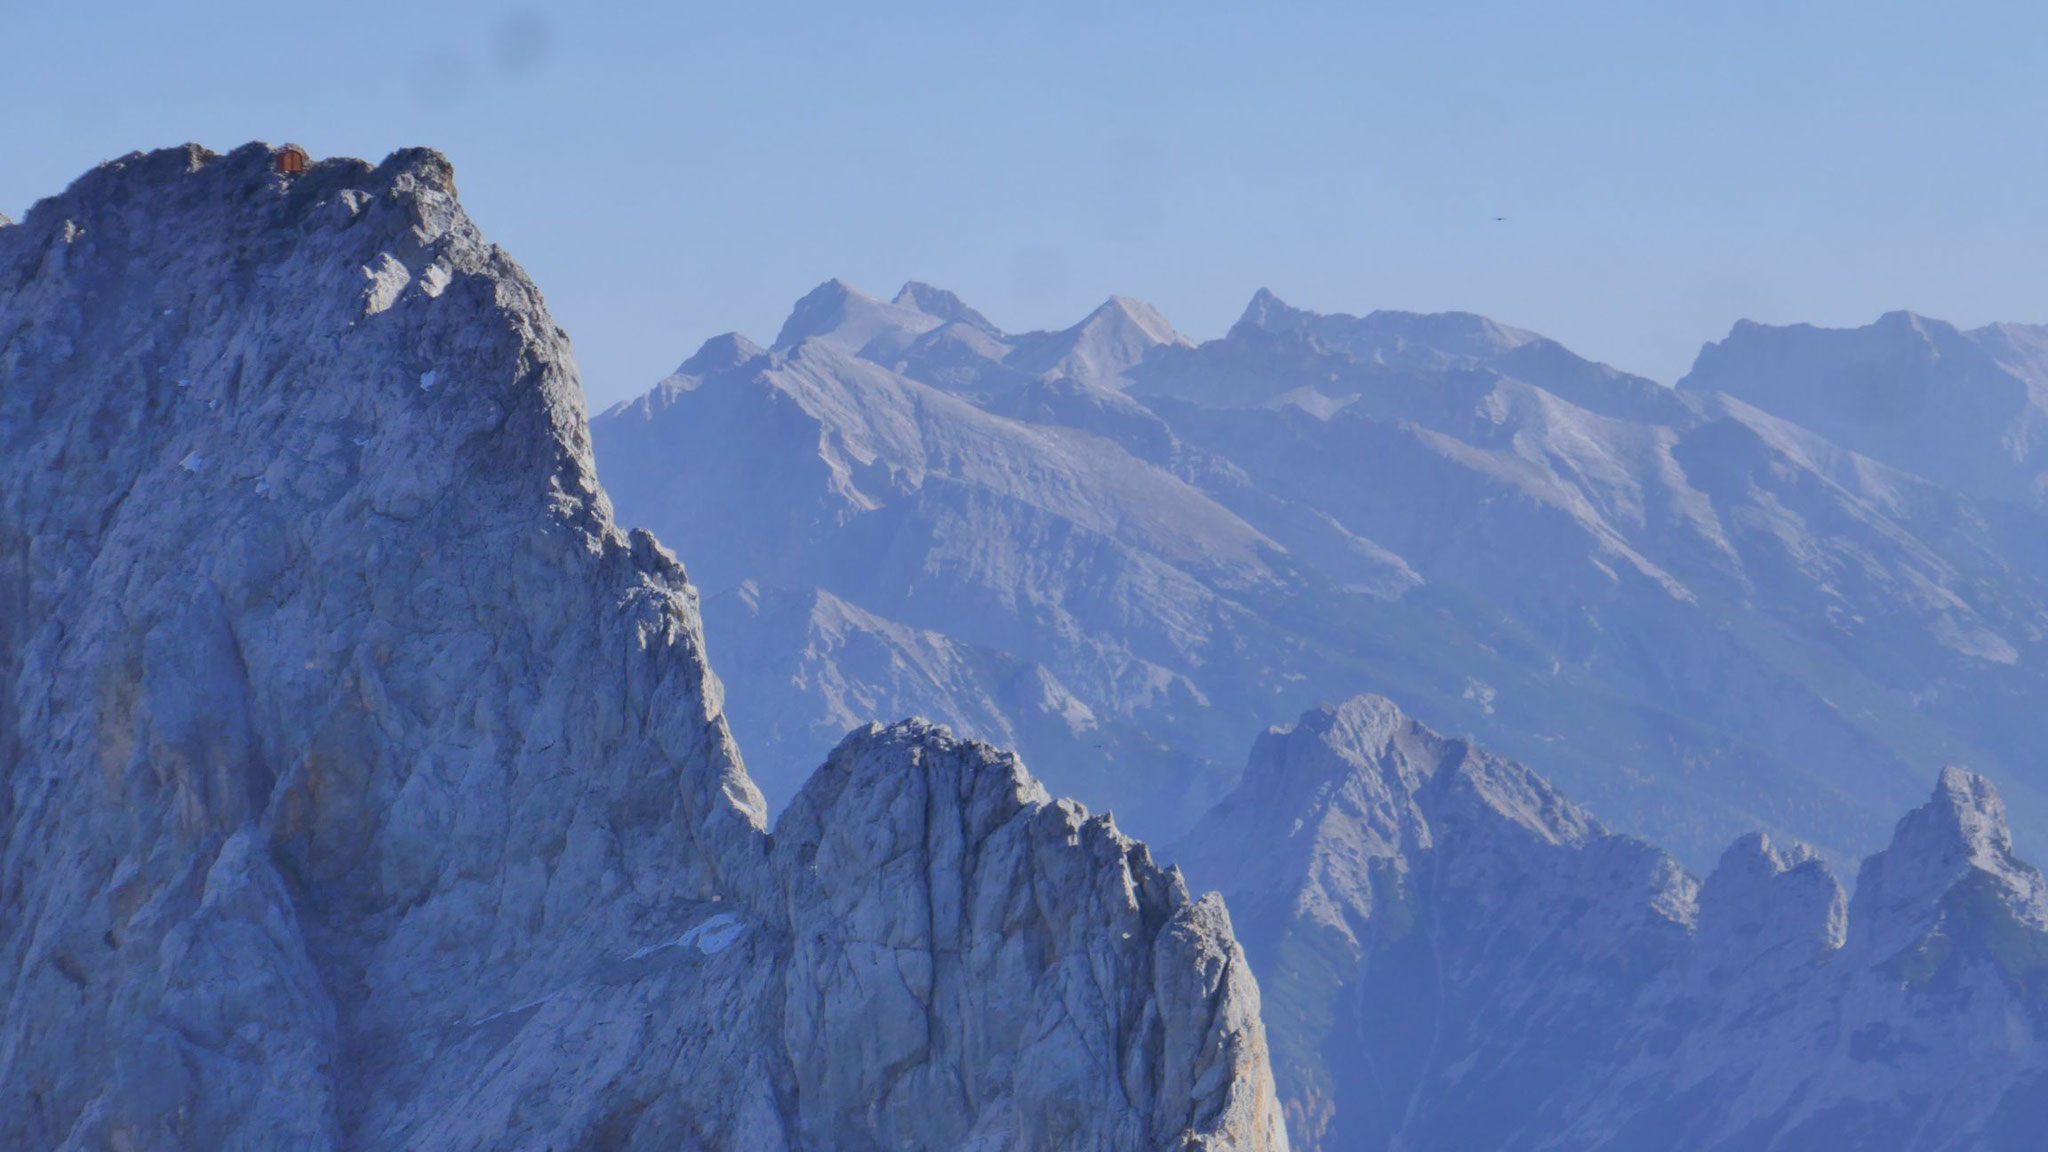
[
  {"left": 772, "top": 276, "right": 941, "bottom": 355},
  {"left": 892, "top": 280, "right": 1002, "bottom": 335},
  {"left": 1005, "top": 293, "right": 1189, "bottom": 390},
  {"left": 770, "top": 719, "right": 1288, "bottom": 1149},
  {"left": 1086, "top": 293, "right": 1185, "bottom": 344},
  {"left": 1237, "top": 287, "right": 1308, "bottom": 335},
  {"left": 677, "top": 330, "right": 766, "bottom": 377},
  {"left": 1, "top": 146, "right": 1287, "bottom": 1151},
  {"left": 1849, "top": 767, "right": 2048, "bottom": 958},
  {"left": 1695, "top": 832, "right": 1846, "bottom": 969}
]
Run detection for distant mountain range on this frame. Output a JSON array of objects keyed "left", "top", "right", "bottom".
[{"left": 596, "top": 279, "right": 2048, "bottom": 866}]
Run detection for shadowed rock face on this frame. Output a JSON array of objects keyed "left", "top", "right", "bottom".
[
  {"left": 1178, "top": 694, "right": 2048, "bottom": 1152},
  {"left": 0, "top": 144, "right": 1286, "bottom": 1152}
]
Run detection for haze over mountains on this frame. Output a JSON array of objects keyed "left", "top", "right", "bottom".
[
  {"left": 11, "top": 141, "right": 2048, "bottom": 1152},
  {"left": 596, "top": 290, "right": 2048, "bottom": 1149},
  {"left": 1180, "top": 695, "right": 2048, "bottom": 1151},
  {"left": 596, "top": 278, "right": 2048, "bottom": 866}
]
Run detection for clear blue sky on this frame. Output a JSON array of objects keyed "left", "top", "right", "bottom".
[{"left": 6, "top": 1, "right": 2046, "bottom": 407}]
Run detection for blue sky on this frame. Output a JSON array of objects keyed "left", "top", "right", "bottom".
[{"left": 5, "top": 1, "right": 2045, "bottom": 407}]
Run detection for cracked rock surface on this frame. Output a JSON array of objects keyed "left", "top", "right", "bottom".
[{"left": 0, "top": 143, "right": 1285, "bottom": 1151}]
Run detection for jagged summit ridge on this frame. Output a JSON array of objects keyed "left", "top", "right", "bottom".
[
  {"left": 1179, "top": 693, "right": 2048, "bottom": 1151},
  {"left": 1849, "top": 764, "right": 2048, "bottom": 959},
  {"left": 892, "top": 279, "right": 1001, "bottom": 334},
  {"left": 1234, "top": 287, "right": 1544, "bottom": 366},
  {"left": 598, "top": 269, "right": 2048, "bottom": 870},
  {"left": 0, "top": 144, "right": 1286, "bottom": 1151}
]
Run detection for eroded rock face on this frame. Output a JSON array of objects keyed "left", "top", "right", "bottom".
[
  {"left": 1179, "top": 695, "right": 2048, "bottom": 1152},
  {"left": 0, "top": 144, "right": 1285, "bottom": 1151},
  {"left": 776, "top": 722, "right": 1285, "bottom": 1151}
]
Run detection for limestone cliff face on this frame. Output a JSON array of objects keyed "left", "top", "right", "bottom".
[
  {"left": 0, "top": 144, "right": 1285, "bottom": 1151},
  {"left": 1179, "top": 695, "right": 2048, "bottom": 1151},
  {"left": 775, "top": 723, "right": 1285, "bottom": 1151}
]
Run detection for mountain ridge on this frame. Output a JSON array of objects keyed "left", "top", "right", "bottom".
[
  {"left": 598, "top": 278, "right": 2048, "bottom": 867},
  {"left": 0, "top": 143, "right": 1287, "bottom": 1151},
  {"left": 1177, "top": 693, "right": 2048, "bottom": 1151}
]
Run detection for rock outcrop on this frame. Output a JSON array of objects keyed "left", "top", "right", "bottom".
[
  {"left": 776, "top": 723, "right": 1284, "bottom": 1151},
  {"left": 0, "top": 144, "right": 1285, "bottom": 1151},
  {"left": 1177, "top": 695, "right": 2048, "bottom": 1151}
]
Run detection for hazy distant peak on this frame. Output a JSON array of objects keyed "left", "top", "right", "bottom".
[
  {"left": 773, "top": 277, "right": 941, "bottom": 355},
  {"left": 1238, "top": 287, "right": 1312, "bottom": 334},
  {"left": 893, "top": 281, "right": 1002, "bottom": 336},
  {"left": 1000, "top": 294, "right": 1189, "bottom": 390},
  {"left": 1676, "top": 310, "right": 2048, "bottom": 502},
  {"left": 1968, "top": 320, "right": 2048, "bottom": 384},
  {"left": 677, "top": 331, "right": 766, "bottom": 377},
  {"left": 1080, "top": 294, "right": 1186, "bottom": 345},
  {"left": 772, "top": 278, "right": 868, "bottom": 348},
  {"left": 1235, "top": 291, "right": 1543, "bottom": 368},
  {"left": 1709, "top": 310, "right": 1964, "bottom": 354},
  {"left": 1359, "top": 308, "right": 1544, "bottom": 358},
  {"left": 1876, "top": 308, "right": 1934, "bottom": 329},
  {"left": 1970, "top": 320, "right": 2048, "bottom": 345}
]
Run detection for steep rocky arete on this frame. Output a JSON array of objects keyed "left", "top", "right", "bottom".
[{"left": 0, "top": 144, "right": 1286, "bottom": 1150}]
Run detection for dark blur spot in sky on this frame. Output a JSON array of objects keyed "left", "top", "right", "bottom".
[{"left": 494, "top": 11, "right": 552, "bottom": 75}]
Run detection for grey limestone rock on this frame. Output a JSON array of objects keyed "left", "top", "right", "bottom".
[
  {"left": 775, "top": 721, "right": 1285, "bottom": 1151},
  {"left": 0, "top": 144, "right": 1285, "bottom": 1151}
]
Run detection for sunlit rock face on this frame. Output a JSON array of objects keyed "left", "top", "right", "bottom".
[
  {"left": 1178, "top": 695, "right": 2048, "bottom": 1152},
  {"left": 0, "top": 144, "right": 1286, "bottom": 1152}
]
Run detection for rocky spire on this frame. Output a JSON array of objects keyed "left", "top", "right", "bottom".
[
  {"left": 1694, "top": 832, "right": 1846, "bottom": 972},
  {"left": 1849, "top": 766, "right": 2048, "bottom": 960},
  {"left": 1237, "top": 286, "right": 1311, "bottom": 335}
]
